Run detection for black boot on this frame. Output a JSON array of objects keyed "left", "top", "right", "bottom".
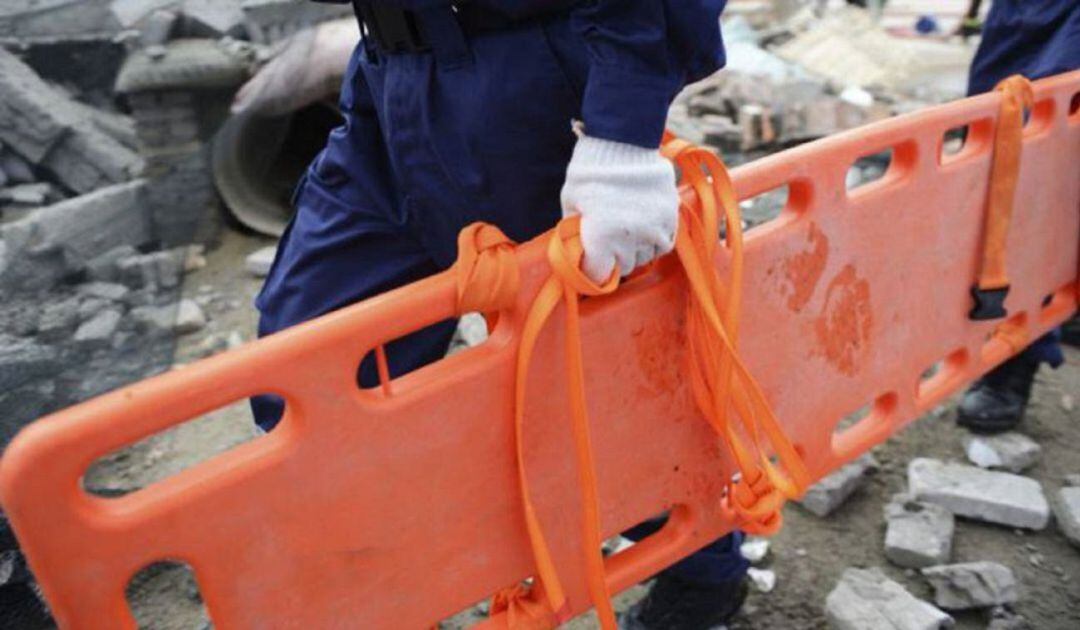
[
  {"left": 957, "top": 355, "right": 1039, "bottom": 433},
  {"left": 619, "top": 572, "right": 747, "bottom": 630}
]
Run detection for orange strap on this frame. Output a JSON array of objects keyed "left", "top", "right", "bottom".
[
  {"left": 452, "top": 136, "right": 809, "bottom": 629},
  {"left": 976, "top": 75, "right": 1034, "bottom": 293}
]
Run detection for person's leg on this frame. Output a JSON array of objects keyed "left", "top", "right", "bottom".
[
  {"left": 958, "top": 1, "right": 1080, "bottom": 433},
  {"left": 619, "top": 517, "right": 749, "bottom": 629},
  {"left": 251, "top": 46, "right": 457, "bottom": 431}
]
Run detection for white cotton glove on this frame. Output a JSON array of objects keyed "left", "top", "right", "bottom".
[
  {"left": 232, "top": 18, "right": 360, "bottom": 116},
  {"left": 560, "top": 133, "right": 680, "bottom": 283}
]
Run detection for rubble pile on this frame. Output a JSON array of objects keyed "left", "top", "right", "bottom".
[
  {"left": 669, "top": 10, "right": 972, "bottom": 162},
  {"left": 0, "top": 0, "right": 352, "bottom": 440}
]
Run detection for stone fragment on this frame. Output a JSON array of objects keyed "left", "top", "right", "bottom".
[
  {"left": 245, "top": 245, "right": 276, "bottom": 277},
  {"left": 0, "top": 182, "right": 53, "bottom": 207},
  {"left": 79, "top": 281, "right": 130, "bottom": 302},
  {"left": 825, "top": 567, "right": 953, "bottom": 630},
  {"left": 884, "top": 494, "right": 954, "bottom": 568},
  {"left": 74, "top": 309, "right": 122, "bottom": 345},
  {"left": 117, "top": 248, "right": 186, "bottom": 289},
  {"left": 986, "top": 606, "right": 1031, "bottom": 630},
  {"left": 964, "top": 433, "right": 1041, "bottom": 473},
  {"left": 747, "top": 567, "right": 776, "bottom": 593},
  {"left": 0, "top": 0, "right": 120, "bottom": 41},
  {"left": 1062, "top": 394, "right": 1075, "bottom": 412},
  {"left": 1064, "top": 474, "right": 1080, "bottom": 488},
  {"left": 110, "top": 0, "right": 179, "bottom": 29},
  {"left": 0, "top": 49, "right": 141, "bottom": 193},
  {"left": 0, "top": 181, "right": 149, "bottom": 294},
  {"left": 740, "top": 537, "right": 770, "bottom": 564},
  {"left": 0, "top": 148, "right": 35, "bottom": 184},
  {"left": 0, "top": 334, "right": 58, "bottom": 392},
  {"left": 179, "top": 0, "right": 245, "bottom": 38},
  {"left": 1052, "top": 487, "right": 1080, "bottom": 548},
  {"left": 139, "top": 9, "right": 179, "bottom": 46},
  {"left": 921, "top": 562, "right": 1017, "bottom": 610},
  {"left": 799, "top": 453, "right": 877, "bottom": 517},
  {"left": 175, "top": 299, "right": 206, "bottom": 334},
  {"left": 36, "top": 296, "right": 80, "bottom": 341},
  {"left": 907, "top": 458, "right": 1050, "bottom": 530}
]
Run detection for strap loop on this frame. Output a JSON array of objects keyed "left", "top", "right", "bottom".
[
  {"left": 970, "top": 75, "right": 1035, "bottom": 320},
  {"left": 455, "top": 135, "right": 810, "bottom": 629}
]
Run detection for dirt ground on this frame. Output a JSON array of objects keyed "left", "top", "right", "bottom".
[{"left": 87, "top": 226, "right": 1079, "bottom": 630}]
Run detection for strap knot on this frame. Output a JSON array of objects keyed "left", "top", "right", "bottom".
[{"left": 454, "top": 222, "right": 520, "bottom": 315}]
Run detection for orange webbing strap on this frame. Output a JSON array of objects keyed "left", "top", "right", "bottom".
[
  {"left": 454, "top": 137, "right": 810, "bottom": 629},
  {"left": 496, "top": 216, "right": 621, "bottom": 629},
  {"left": 970, "top": 75, "right": 1035, "bottom": 321},
  {"left": 660, "top": 137, "right": 811, "bottom": 534}
]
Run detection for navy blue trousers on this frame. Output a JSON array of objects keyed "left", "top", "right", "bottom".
[
  {"left": 969, "top": 0, "right": 1080, "bottom": 369},
  {"left": 253, "top": 15, "right": 748, "bottom": 586}
]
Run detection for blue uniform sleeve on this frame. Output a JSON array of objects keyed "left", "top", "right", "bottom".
[{"left": 571, "top": 0, "right": 728, "bottom": 148}]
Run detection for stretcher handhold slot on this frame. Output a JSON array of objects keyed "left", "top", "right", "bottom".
[
  {"left": 1021, "top": 98, "right": 1056, "bottom": 137},
  {"left": 979, "top": 312, "right": 1030, "bottom": 367},
  {"left": 83, "top": 398, "right": 269, "bottom": 498},
  {"left": 916, "top": 349, "right": 971, "bottom": 410},
  {"left": 831, "top": 393, "right": 899, "bottom": 461},
  {"left": 938, "top": 119, "right": 993, "bottom": 166}
]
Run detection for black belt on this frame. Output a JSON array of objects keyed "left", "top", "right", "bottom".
[{"left": 337, "top": 1, "right": 538, "bottom": 54}]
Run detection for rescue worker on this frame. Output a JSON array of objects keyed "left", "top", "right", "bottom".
[
  {"left": 237, "top": 1, "right": 749, "bottom": 627},
  {"left": 957, "top": 0, "right": 1080, "bottom": 434}
]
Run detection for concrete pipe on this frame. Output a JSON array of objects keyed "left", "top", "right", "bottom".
[{"left": 210, "top": 101, "right": 342, "bottom": 236}]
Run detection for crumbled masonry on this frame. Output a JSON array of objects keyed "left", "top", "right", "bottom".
[
  {"left": 921, "top": 562, "right": 1018, "bottom": 610},
  {"left": 825, "top": 567, "right": 953, "bottom": 630},
  {"left": 907, "top": 458, "right": 1051, "bottom": 530}
]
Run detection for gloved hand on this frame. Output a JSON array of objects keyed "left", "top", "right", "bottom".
[
  {"left": 232, "top": 18, "right": 360, "bottom": 116},
  {"left": 560, "top": 132, "right": 679, "bottom": 283}
]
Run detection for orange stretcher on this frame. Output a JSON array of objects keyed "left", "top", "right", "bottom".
[{"left": 2, "top": 71, "right": 1078, "bottom": 629}]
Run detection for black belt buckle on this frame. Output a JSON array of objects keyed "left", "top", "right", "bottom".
[
  {"left": 969, "top": 284, "right": 1009, "bottom": 321},
  {"left": 352, "top": 1, "right": 429, "bottom": 53}
]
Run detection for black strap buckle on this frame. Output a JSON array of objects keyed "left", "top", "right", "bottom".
[
  {"left": 352, "top": 0, "right": 429, "bottom": 53},
  {"left": 969, "top": 285, "right": 1010, "bottom": 321}
]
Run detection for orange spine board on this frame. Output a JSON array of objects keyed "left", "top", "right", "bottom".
[{"left": 2, "top": 71, "right": 1079, "bottom": 630}]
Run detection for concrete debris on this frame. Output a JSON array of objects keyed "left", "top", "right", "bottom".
[
  {"left": 131, "top": 299, "right": 205, "bottom": 335},
  {"left": 740, "top": 537, "right": 770, "bottom": 564},
  {"left": 111, "top": 0, "right": 181, "bottom": 30},
  {"left": 1052, "top": 487, "right": 1080, "bottom": 548},
  {"left": 0, "top": 335, "right": 59, "bottom": 393},
  {"left": 774, "top": 7, "right": 972, "bottom": 98},
  {"left": 963, "top": 433, "right": 1042, "bottom": 473},
  {"left": 117, "top": 248, "right": 187, "bottom": 290},
  {"left": 175, "top": 298, "right": 206, "bottom": 334},
  {"left": 884, "top": 494, "right": 954, "bottom": 569},
  {"left": 0, "top": 182, "right": 59, "bottom": 208},
  {"left": 0, "top": 147, "right": 36, "bottom": 185},
  {"left": 825, "top": 567, "right": 953, "bottom": 630},
  {"left": 0, "top": 48, "right": 142, "bottom": 194},
  {"left": 114, "top": 38, "right": 250, "bottom": 93},
  {"left": 74, "top": 309, "right": 123, "bottom": 346},
  {"left": 36, "top": 297, "right": 81, "bottom": 342},
  {"left": 0, "top": 180, "right": 150, "bottom": 294},
  {"left": 179, "top": 0, "right": 246, "bottom": 39},
  {"left": 0, "top": 0, "right": 120, "bottom": 43},
  {"left": 747, "top": 567, "right": 776, "bottom": 593},
  {"left": 245, "top": 245, "right": 276, "bottom": 277},
  {"left": 921, "top": 562, "right": 1018, "bottom": 610},
  {"left": 986, "top": 606, "right": 1031, "bottom": 630},
  {"left": 799, "top": 453, "right": 878, "bottom": 517},
  {"left": 79, "top": 281, "right": 131, "bottom": 303},
  {"left": 907, "top": 458, "right": 1051, "bottom": 530}
]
